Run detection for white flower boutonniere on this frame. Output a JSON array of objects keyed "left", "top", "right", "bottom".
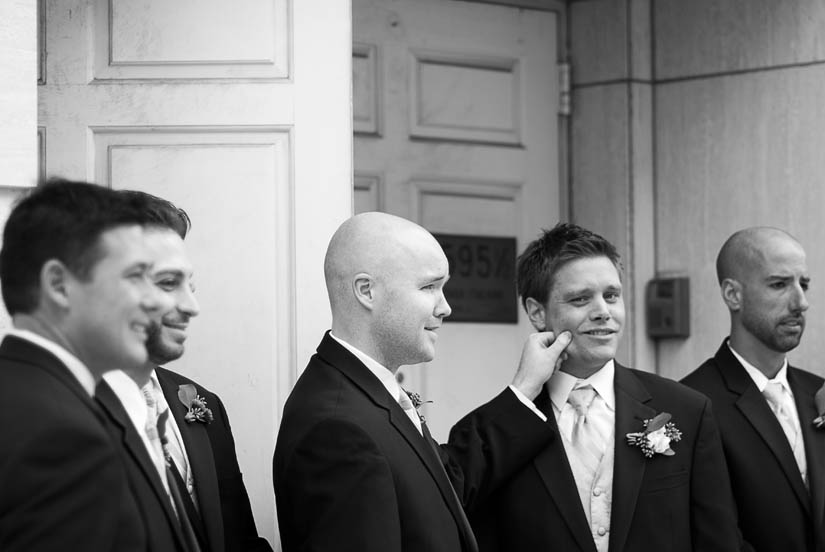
[
  {"left": 178, "top": 383, "right": 214, "bottom": 425},
  {"left": 812, "top": 383, "right": 825, "bottom": 428},
  {"left": 626, "top": 412, "right": 682, "bottom": 458},
  {"left": 403, "top": 389, "right": 432, "bottom": 424}
]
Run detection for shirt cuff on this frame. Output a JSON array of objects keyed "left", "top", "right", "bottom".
[{"left": 507, "top": 384, "right": 547, "bottom": 422}]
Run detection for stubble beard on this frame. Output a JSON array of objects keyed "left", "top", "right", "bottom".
[
  {"left": 741, "top": 310, "right": 804, "bottom": 354},
  {"left": 146, "top": 320, "right": 185, "bottom": 365}
]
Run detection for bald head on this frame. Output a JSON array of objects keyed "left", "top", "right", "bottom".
[
  {"left": 716, "top": 227, "right": 802, "bottom": 284},
  {"left": 325, "top": 212, "right": 440, "bottom": 307},
  {"left": 717, "top": 226, "right": 810, "bottom": 368},
  {"left": 323, "top": 212, "right": 451, "bottom": 370}
]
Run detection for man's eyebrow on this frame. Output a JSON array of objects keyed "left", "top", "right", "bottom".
[
  {"left": 764, "top": 274, "right": 794, "bottom": 281},
  {"left": 125, "top": 261, "right": 153, "bottom": 273},
  {"left": 153, "top": 268, "right": 185, "bottom": 277},
  {"left": 559, "top": 286, "right": 593, "bottom": 298},
  {"left": 421, "top": 273, "right": 449, "bottom": 284}
]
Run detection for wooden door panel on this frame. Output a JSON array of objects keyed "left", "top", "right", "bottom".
[
  {"left": 39, "top": 1, "right": 353, "bottom": 545},
  {"left": 354, "top": 0, "right": 559, "bottom": 440}
]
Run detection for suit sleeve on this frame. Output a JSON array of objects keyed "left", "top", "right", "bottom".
[
  {"left": 443, "top": 387, "right": 555, "bottom": 513},
  {"left": 207, "top": 393, "right": 273, "bottom": 552},
  {"left": 277, "top": 418, "right": 403, "bottom": 552},
  {"left": 690, "top": 398, "right": 747, "bottom": 552},
  {"left": 0, "top": 419, "right": 130, "bottom": 551}
]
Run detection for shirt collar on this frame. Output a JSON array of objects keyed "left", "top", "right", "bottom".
[
  {"left": 7, "top": 328, "right": 96, "bottom": 396},
  {"left": 547, "top": 359, "right": 616, "bottom": 413},
  {"left": 727, "top": 341, "right": 790, "bottom": 394},
  {"left": 102, "top": 369, "right": 148, "bottom": 432},
  {"left": 329, "top": 332, "right": 402, "bottom": 402}
]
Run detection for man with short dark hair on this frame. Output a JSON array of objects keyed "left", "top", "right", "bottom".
[
  {"left": 467, "top": 222, "right": 741, "bottom": 552},
  {"left": 682, "top": 227, "right": 825, "bottom": 552},
  {"left": 0, "top": 178, "right": 172, "bottom": 551},
  {"left": 97, "top": 190, "right": 273, "bottom": 552}
]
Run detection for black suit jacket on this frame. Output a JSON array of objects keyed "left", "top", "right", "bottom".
[
  {"left": 470, "top": 363, "right": 741, "bottom": 552},
  {"left": 0, "top": 335, "right": 146, "bottom": 551},
  {"left": 273, "top": 332, "right": 556, "bottom": 552},
  {"left": 682, "top": 341, "right": 825, "bottom": 552},
  {"left": 156, "top": 366, "right": 272, "bottom": 552},
  {"left": 96, "top": 379, "right": 188, "bottom": 552}
]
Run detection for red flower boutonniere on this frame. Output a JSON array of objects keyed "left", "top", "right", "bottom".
[
  {"left": 812, "top": 384, "right": 825, "bottom": 428},
  {"left": 626, "top": 412, "right": 682, "bottom": 458},
  {"left": 178, "top": 383, "right": 214, "bottom": 424},
  {"left": 403, "top": 389, "right": 433, "bottom": 424}
]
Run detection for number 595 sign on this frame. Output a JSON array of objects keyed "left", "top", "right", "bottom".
[{"left": 432, "top": 233, "right": 518, "bottom": 323}]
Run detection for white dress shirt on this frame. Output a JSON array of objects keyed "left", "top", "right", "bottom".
[
  {"left": 102, "top": 370, "right": 171, "bottom": 494},
  {"left": 547, "top": 360, "right": 616, "bottom": 443},
  {"left": 7, "top": 328, "right": 96, "bottom": 396},
  {"left": 330, "top": 332, "right": 423, "bottom": 433},
  {"left": 546, "top": 360, "right": 616, "bottom": 551}
]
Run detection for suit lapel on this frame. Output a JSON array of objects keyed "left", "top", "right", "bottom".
[
  {"left": 791, "top": 369, "right": 825, "bottom": 526},
  {"left": 421, "top": 423, "right": 479, "bottom": 552},
  {"left": 157, "top": 369, "right": 225, "bottom": 552},
  {"left": 95, "top": 381, "right": 187, "bottom": 548},
  {"left": 531, "top": 389, "right": 597, "bottom": 552},
  {"left": 609, "top": 365, "right": 656, "bottom": 552},
  {"left": 716, "top": 346, "right": 811, "bottom": 515},
  {"left": 318, "top": 333, "right": 477, "bottom": 552},
  {"left": 735, "top": 388, "right": 806, "bottom": 505}
]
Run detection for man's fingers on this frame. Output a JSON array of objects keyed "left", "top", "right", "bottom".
[{"left": 546, "top": 331, "right": 572, "bottom": 354}]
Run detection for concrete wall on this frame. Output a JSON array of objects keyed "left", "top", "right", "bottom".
[{"left": 570, "top": 0, "right": 825, "bottom": 379}]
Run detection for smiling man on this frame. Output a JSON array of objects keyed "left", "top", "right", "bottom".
[
  {"left": 468, "top": 222, "right": 740, "bottom": 552},
  {"left": 274, "top": 212, "right": 572, "bottom": 552},
  {"left": 0, "top": 179, "right": 174, "bottom": 551},
  {"left": 96, "top": 191, "right": 272, "bottom": 552},
  {"left": 682, "top": 227, "right": 825, "bottom": 552}
]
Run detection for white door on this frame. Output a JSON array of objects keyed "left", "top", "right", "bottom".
[
  {"left": 354, "top": 0, "right": 560, "bottom": 439},
  {"left": 38, "top": 0, "right": 352, "bottom": 544}
]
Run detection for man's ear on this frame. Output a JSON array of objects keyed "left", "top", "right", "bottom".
[
  {"left": 353, "top": 272, "right": 376, "bottom": 311},
  {"left": 40, "top": 259, "right": 72, "bottom": 309},
  {"left": 720, "top": 278, "right": 742, "bottom": 312},
  {"left": 525, "top": 297, "right": 547, "bottom": 331}
]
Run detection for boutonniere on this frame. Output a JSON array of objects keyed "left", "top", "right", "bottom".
[
  {"left": 178, "top": 384, "right": 214, "bottom": 424},
  {"left": 626, "top": 412, "right": 682, "bottom": 458},
  {"left": 403, "top": 389, "right": 433, "bottom": 423},
  {"left": 812, "top": 384, "right": 825, "bottom": 428}
]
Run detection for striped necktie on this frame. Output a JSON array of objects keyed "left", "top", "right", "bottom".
[{"left": 567, "top": 385, "right": 606, "bottom": 476}]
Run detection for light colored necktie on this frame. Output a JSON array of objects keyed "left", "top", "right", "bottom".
[
  {"left": 398, "top": 389, "right": 423, "bottom": 435},
  {"left": 567, "top": 385, "right": 606, "bottom": 476},
  {"left": 154, "top": 388, "right": 195, "bottom": 497},
  {"left": 763, "top": 382, "right": 807, "bottom": 485},
  {"left": 142, "top": 386, "right": 172, "bottom": 489},
  {"left": 143, "top": 383, "right": 198, "bottom": 508}
]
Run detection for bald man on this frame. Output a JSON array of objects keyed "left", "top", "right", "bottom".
[
  {"left": 682, "top": 227, "right": 825, "bottom": 552},
  {"left": 273, "top": 212, "right": 571, "bottom": 552}
]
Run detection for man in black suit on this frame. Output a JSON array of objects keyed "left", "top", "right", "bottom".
[
  {"left": 98, "top": 191, "right": 272, "bottom": 552},
  {"left": 682, "top": 227, "right": 825, "bottom": 552},
  {"left": 274, "top": 212, "right": 571, "bottom": 552},
  {"left": 468, "top": 223, "right": 741, "bottom": 552},
  {"left": 0, "top": 179, "right": 174, "bottom": 551}
]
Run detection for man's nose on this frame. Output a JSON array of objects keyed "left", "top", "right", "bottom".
[
  {"left": 179, "top": 285, "right": 200, "bottom": 318},
  {"left": 791, "top": 282, "right": 809, "bottom": 312},
  {"left": 435, "top": 290, "right": 451, "bottom": 318},
  {"left": 590, "top": 296, "right": 611, "bottom": 320}
]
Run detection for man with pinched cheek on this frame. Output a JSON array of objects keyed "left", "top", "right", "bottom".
[{"left": 466, "top": 222, "right": 741, "bottom": 552}]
